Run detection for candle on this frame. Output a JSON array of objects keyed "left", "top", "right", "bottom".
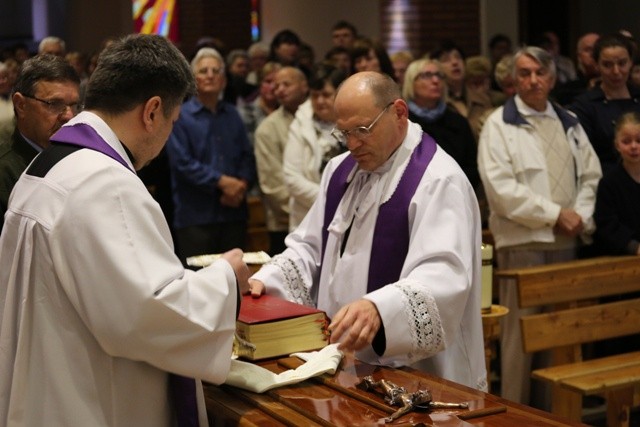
[{"left": 481, "top": 243, "right": 493, "bottom": 313}]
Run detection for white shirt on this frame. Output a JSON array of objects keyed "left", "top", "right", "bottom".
[
  {"left": 253, "top": 121, "right": 487, "bottom": 390},
  {"left": 0, "top": 112, "right": 239, "bottom": 426}
]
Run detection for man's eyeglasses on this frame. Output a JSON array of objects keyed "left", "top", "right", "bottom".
[
  {"left": 196, "top": 66, "right": 224, "bottom": 76},
  {"left": 415, "top": 71, "right": 445, "bottom": 81},
  {"left": 331, "top": 102, "right": 394, "bottom": 144},
  {"left": 23, "top": 94, "right": 82, "bottom": 115}
]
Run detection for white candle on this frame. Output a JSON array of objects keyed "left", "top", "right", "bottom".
[{"left": 481, "top": 243, "right": 493, "bottom": 313}]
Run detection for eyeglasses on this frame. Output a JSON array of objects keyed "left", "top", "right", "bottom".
[
  {"left": 23, "top": 94, "right": 82, "bottom": 115},
  {"left": 197, "top": 66, "right": 224, "bottom": 76},
  {"left": 331, "top": 102, "right": 394, "bottom": 144},
  {"left": 415, "top": 71, "right": 445, "bottom": 81}
]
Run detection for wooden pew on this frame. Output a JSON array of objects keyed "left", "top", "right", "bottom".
[
  {"left": 245, "top": 195, "right": 270, "bottom": 253},
  {"left": 496, "top": 256, "right": 640, "bottom": 427}
]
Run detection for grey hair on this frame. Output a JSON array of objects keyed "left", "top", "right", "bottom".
[
  {"left": 512, "top": 46, "right": 556, "bottom": 78},
  {"left": 226, "top": 49, "right": 248, "bottom": 67},
  {"left": 38, "top": 36, "right": 66, "bottom": 54},
  {"left": 248, "top": 42, "right": 269, "bottom": 58},
  {"left": 191, "top": 47, "right": 225, "bottom": 73}
]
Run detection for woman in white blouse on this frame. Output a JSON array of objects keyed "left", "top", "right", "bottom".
[{"left": 284, "top": 63, "right": 348, "bottom": 230}]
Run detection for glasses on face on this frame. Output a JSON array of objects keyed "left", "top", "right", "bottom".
[
  {"left": 415, "top": 71, "right": 445, "bottom": 81},
  {"left": 24, "top": 94, "right": 82, "bottom": 115},
  {"left": 197, "top": 66, "right": 224, "bottom": 76},
  {"left": 331, "top": 102, "right": 394, "bottom": 144}
]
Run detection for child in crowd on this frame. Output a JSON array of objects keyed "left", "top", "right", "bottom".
[{"left": 593, "top": 111, "right": 640, "bottom": 255}]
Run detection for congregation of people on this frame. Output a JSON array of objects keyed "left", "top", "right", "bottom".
[{"left": 1, "top": 18, "right": 640, "bottom": 424}]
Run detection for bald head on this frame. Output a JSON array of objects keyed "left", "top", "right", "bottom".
[
  {"left": 335, "top": 71, "right": 400, "bottom": 109},
  {"left": 334, "top": 71, "right": 408, "bottom": 171},
  {"left": 274, "top": 66, "right": 308, "bottom": 112}
]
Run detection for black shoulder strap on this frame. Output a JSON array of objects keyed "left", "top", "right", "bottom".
[{"left": 26, "top": 144, "right": 83, "bottom": 178}]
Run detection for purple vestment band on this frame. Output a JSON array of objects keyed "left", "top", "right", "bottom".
[
  {"left": 323, "top": 132, "right": 437, "bottom": 292},
  {"left": 50, "top": 123, "right": 134, "bottom": 172}
]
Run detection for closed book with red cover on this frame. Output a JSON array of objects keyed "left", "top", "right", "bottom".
[{"left": 235, "top": 294, "right": 329, "bottom": 360}]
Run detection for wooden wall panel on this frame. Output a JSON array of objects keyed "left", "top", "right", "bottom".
[{"left": 381, "top": 0, "right": 481, "bottom": 59}]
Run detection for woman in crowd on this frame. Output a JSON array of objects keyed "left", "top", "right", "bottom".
[
  {"left": 350, "top": 38, "right": 395, "bottom": 79},
  {"left": 268, "top": 29, "right": 301, "bottom": 66},
  {"left": 570, "top": 34, "right": 640, "bottom": 174},
  {"left": 402, "top": 58, "right": 480, "bottom": 191},
  {"left": 283, "top": 63, "right": 348, "bottom": 230},
  {"left": 430, "top": 40, "right": 468, "bottom": 117},
  {"left": 593, "top": 111, "right": 640, "bottom": 256}
]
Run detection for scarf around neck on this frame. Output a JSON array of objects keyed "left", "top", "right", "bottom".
[{"left": 408, "top": 99, "right": 447, "bottom": 123}]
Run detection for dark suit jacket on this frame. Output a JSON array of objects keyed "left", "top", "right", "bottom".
[{"left": 0, "top": 128, "right": 39, "bottom": 233}]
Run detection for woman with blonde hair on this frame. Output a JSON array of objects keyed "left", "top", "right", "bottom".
[{"left": 402, "top": 58, "right": 479, "bottom": 190}]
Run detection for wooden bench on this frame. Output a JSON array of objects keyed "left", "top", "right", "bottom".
[
  {"left": 245, "top": 195, "right": 270, "bottom": 253},
  {"left": 496, "top": 256, "right": 640, "bottom": 427}
]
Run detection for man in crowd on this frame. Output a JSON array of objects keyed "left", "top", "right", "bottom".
[
  {"left": 167, "top": 47, "right": 256, "bottom": 263},
  {"left": 0, "top": 54, "right": 80, "bottom": 233},
  {"left": 38, "top": 36, "right": 66, "bottom": 57},
  {"left": 0, "top": 34, "right": 250, "bottom": 426},
  {"left": 331, "top": 20, "right": 358, "bottom": 49},
  {"left": 478, "top": 46, "right": 602, "bottom": 407},
  {"left": 553, "top": 32, "right": 601, "bottom": 106},
  {"left": 254, "top": 66, "right": 308, "bottom": 254},
  {"left": 250, "top": 71, "right": 487, "bottom": 391}
]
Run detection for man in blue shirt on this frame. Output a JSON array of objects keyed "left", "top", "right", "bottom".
[{"left": 167, "top": 47, "right": 256, "bottom": 263}]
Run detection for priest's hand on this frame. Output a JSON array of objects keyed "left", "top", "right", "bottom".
[
  {"left": 328, "top": 299, "right": 381, "bottom": 351},
  {"left": 221, "top": 249, "right": 250, "bottom": 294},
  {"left": 247, "top": 278, "right": 265, "bottom": 298}
]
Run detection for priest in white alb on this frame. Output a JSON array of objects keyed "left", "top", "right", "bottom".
[{"left": 249, "top": 71, "right": 487, "bottom": 391}]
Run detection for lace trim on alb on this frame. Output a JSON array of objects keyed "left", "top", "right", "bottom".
[
  {"left": 477, "top": 376, "right": 489, "bottom": 392},
  {"left": 397, "top": 282, "right": 445, "bottom": 360},
  {"left": 266, "top": 255, "right": 313, "bottom": 306}
]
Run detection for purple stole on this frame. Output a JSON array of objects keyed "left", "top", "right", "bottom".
[
  {"left": 50, "top": 123, "right": 200, "bottom": 427},
  {"left": 50, "top": 123, "right": 133, "bottom": 172},
  {"left": 323, "top": 133, "right": 437, "bottom": 293}
]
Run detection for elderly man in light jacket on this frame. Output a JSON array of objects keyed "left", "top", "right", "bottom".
[{"left": 478, "top": 46, "right": 601, "bottom": 408}]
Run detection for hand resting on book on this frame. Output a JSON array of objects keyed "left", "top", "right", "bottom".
[{"left": 247, "top": 278, "right": 266, "bottom": 298}]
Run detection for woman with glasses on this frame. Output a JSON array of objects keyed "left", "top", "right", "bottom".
[
  {"left": 402, "top": 58, "right": 480, "bottom": 191},
  {"left": 283, "top": 63, "right": 348, "bottom": 230}
]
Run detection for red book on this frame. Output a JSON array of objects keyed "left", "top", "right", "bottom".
[{"left": 235, "top": 294, "right": 329, "bottom": 360}]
